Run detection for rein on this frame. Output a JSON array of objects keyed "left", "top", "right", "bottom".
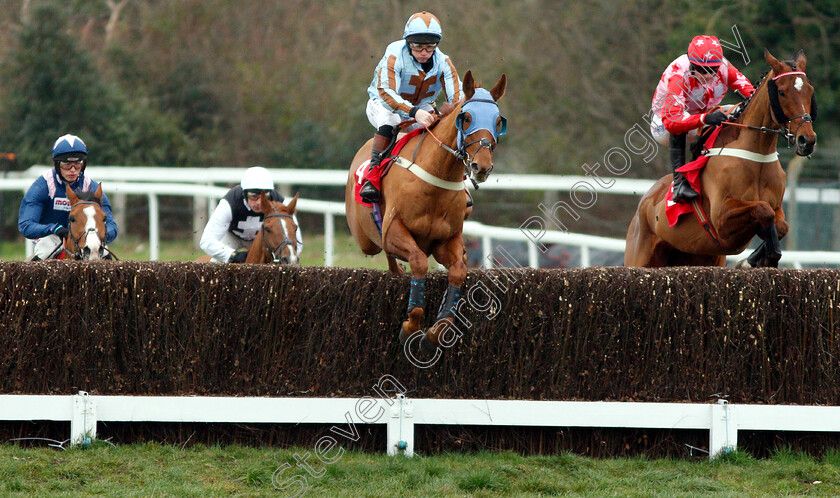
[{"left": 260, "top": 212, "right": 295, "bottom": 263}]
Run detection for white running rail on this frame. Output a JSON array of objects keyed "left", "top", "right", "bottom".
[{"left": 3, "top": 392, "right": 840, "bottom": 459}]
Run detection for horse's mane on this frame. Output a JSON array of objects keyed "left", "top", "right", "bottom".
[
  {"left": 73, "top": 189, "right": 102, "bottom": 205},
  {"left": 715, "top": 56, "right": 800, "bottom": 147},
  {"left": 733, "top": 56, "right": 798, "bottom": 124}
]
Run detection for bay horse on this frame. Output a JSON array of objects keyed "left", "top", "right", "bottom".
[
  {"left": 625, "top": 49, "right": 817, "bottom": 268},
  {"left": 345, "top": 70, "right": 507, "bottom": 351},
  {"left": 64, "top": 184, "right": 110, "bottom": 260},
  {"left": 246, "top": 192, "right": 300, "bottom": 264}
]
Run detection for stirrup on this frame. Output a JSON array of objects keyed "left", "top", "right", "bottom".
[{"left": 360, "top": 181, "right": 380, "bottom": 203}]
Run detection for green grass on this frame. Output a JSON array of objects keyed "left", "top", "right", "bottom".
[
  {"left": 1, "top": 444, "right": 839, "bottom": 496},
  {"left": 0, "top": 232, "right": 390, "bottom": 270}
]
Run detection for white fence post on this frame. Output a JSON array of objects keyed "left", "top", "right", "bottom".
[
  {"left": 70, "top": 391, "right": 96, "bottom": 446},
  {"left": 324, "top": 213, "right": 334, "bottom": 267},
  {"left": 387, "top": 394, "right": 414, "bottom": 457},
  {"left": 482, "top": 236, "right": 494, "bottom": 269},
  {"left": 148, "top": 193, "right": 160, "bottom": 261},
  {"left": 709, "top": 399, "right": 736, "bottom": 459}
]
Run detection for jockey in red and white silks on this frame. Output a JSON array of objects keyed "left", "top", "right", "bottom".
[
  {"left": 650, "top": 35, "right": 755, "bottom": 203},
  {"left": 651, "top": 56, "right": 755, "bottom": 143}
]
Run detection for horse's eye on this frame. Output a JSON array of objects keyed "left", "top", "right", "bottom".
[
  {"left": 69, "top": 216, "right": 76, "bottom": 223},
  {"left": 778, "top": 89, "right": 785, "bottom": 97},
  {"left": 264, "top": 228, "right": 271, "bottom": 233},
  {"left": 462, "top": 113, "right": 472, "bottom": 128}
]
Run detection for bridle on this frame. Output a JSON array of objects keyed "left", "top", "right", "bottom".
[
  {"left": 767, "top": 71, "right": 816, "bottom": 152},
  {"left": 422, "top": 89, "right": 507, "bottom": 187},
  {"left": 260, "top": 212, "right": 296, "bottom": 264},
  {"left": 723, "top": 69, "right": 816, "bottom": 154},
  {"left": 64, "top": 200, "right": 112, "bottom": 260}
]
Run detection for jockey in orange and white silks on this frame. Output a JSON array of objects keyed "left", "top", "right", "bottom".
[
  {"left": 359, "top": 11, "right": 463, "bottom": 204},
  {"left": 650, "top": 35, "right": 756, "bottom": 203}
]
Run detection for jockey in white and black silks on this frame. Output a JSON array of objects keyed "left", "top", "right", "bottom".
[
  {"left": 650, "top": 35, "right": 756, "bottom": 203},
  {"left": 200, "top": 166, "right": 303, "bottom": 263},
  {"left": 18, "top": 134, "right": 118, "bottom": 260},
  {"left": 359, "top": 11, "right": 463, "bottom": 204}
]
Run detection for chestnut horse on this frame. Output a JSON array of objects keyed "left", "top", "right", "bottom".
[
  {"left": 64, "top": 184, "right": 111, "bottom": 260},
  {"left": 194, "top": 192, "right": 300, "bottom": 264},
  {"left": 246, "top": 192, "right": 300, "bottom": 264},
  {"left": 345, "top": 71, "right": 507, "bottom": 351},
  {"left": 625, "top": 49, "right": 817, "bottom": 268}
]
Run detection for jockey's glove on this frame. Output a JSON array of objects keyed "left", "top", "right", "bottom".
[
  {"left": 54, "top": 226, "right": 69, "bottom": 239},
  {"left": 703, "top": 110, "right": 728, "bottom": 127},
  {"left": 229, "top": 248, "right": 248, "bottom": 263}
]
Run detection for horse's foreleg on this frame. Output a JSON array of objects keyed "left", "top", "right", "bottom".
[
  {"left": 716, "top": 199, "right": 778, "bottom": 248},
  {"left": 426, "top": 236, "right": 468, "bottom": 347},
  {"left": 382, "top": 217, "right": 429, "bottom": 344}
]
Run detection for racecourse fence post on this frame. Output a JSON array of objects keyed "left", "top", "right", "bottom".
[
  {"left": 148, "top": 193, "right": 160, "bottom": 261},
  {"left": 709, "top": 399, "right": 737, "bottom": 459},
  {"left": 70, "top": 391, "right": 96, "bottom": 446},
  {"left": 324, "top": 212, "right": 334, "bottom": 267},
  {"left": 387, "top": 394, "right": 414, "bottom": 457}
]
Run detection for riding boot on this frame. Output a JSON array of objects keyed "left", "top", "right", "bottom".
[
  {"left": 670, "top": 133, "right": 699, "bottom": 203},
  {"left": 360, "top": 131, "right": 394, "bottom": 204}
]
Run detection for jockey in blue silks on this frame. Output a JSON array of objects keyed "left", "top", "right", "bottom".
[{"left": 18, "top": 134, "right": 118, "bottom": 260}]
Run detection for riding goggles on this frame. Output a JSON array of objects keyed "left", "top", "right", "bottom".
[
  {"left": 245, "top": 190, "right": 269, "bottom": 200},
  {"left": 690, "top": 63, "right": 718, "bottom": 76},
  {"left": 59, "top": 161, "right": 84, "bottom": 171},
  {"left": 408, "top": 42, "right": 438, "bottom": 53}
]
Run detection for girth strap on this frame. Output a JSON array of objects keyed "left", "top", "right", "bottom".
[
  {"left": 392, "top": 156, "right": 465, "bottom": 191},
  {"left": 704, "top": 148, "right": 779, "bottom": 163}
]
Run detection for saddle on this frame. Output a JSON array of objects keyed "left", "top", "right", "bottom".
[{"left": 353, "top": 128, "right": 424, "bottom": 207}]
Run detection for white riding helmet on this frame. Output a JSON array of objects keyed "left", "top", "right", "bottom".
[{"left": 240, "top": 166, "right": 274, "bottom": 191}]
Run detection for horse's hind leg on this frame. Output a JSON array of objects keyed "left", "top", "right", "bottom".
[{"left": 624, "top": 206, "right": 658, "bottom": 267}]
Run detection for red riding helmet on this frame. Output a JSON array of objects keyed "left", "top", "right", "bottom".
[{"left": 687, "top": 35, "right": 723, "bottom": 67}]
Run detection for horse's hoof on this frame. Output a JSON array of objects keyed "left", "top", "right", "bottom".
[
  {"left": 419, "top": 333, "right": 438, "bottom": 356},
  {"left": 398, "top": 326, "right": 412, "bottom": 346},
  {"left": 735, "top": 259, "right": 753, "bottom": 269}
]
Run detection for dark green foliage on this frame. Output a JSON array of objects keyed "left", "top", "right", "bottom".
[{"left": 0, "top": 3, "right": 191, "bottom": 168}]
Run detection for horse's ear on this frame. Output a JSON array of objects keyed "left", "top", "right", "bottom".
[
  {"left": 463, "top": 71, "right": 475, "bottom": 101},
  {"left": 65, "top": 185, "right": 79, "bottom": 204},
  {"left": 94, "top": 183, "right": 103, "bottom": 201},
  {"left": 287, "top": 193, "right": 299, "bottom": 213},
  {"left": 259, "top": 191, "right": 271, "bottom": 213},
  {"left": 764, "top": 48, "right": 784, "bottom": 74},
  {"left": 490, "top": 74, "right": 507, "bottom": 102},
  {"left": 795, "top": 49, "right": 807, "bottom": 72}
]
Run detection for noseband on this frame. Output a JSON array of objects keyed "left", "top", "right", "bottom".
[{"left": 261, "top": 213, "right": 295, "bottom": 264}]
